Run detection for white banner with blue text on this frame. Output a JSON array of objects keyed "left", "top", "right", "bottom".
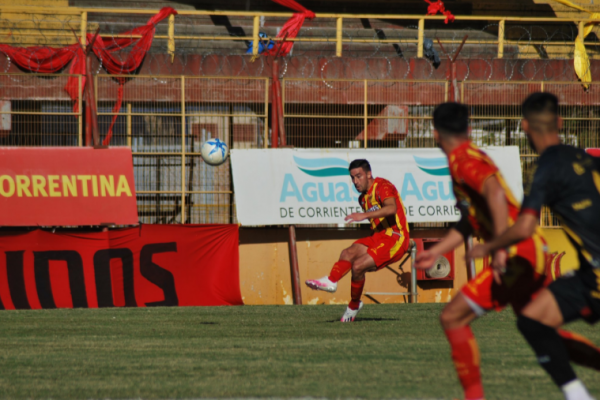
[{"left": 231, "top": 147, "right": 523, "bottom": 225}]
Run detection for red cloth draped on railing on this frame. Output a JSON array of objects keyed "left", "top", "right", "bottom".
[
  {"left": 0, "top": 45, "right": 85, "bottom": 107},
  {"left": 425, "top": 0, "right": 455, "bottom": 24},
  {"left": 84, "top": 7, "right": 177, "bottom": 145},
  {"left": 0, "top": 45, "right": 82, "bottom": 74},
  {"left": 263, "top": 0, "right": 315, "bottom": 56},
  {"left": 0, "top": 7, "right": 177, "bottom": 145}
]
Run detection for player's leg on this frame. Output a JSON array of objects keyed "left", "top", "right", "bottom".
[
  {"left": 509, "top": 245, "right": 600, "bottom": 372},
  {"left": 339, "top": 233, "right": 408, "bottom": 322},
  {"left": 517, "top": 276, "right": 596, "bottom": 400},
  {"left": 331, "top": 243, "right": 368, "bottom": 282},
  {"left": 441, "top": 292, "right": 484, "bottom": 400},
  {"left": 340, "top": 252, "right": 377, "bottom": 322},
  {"left": 559, "top": 329, "right": 600, "bottom": 371},
  {"left": 305, "top": 242, "right": 368, "bottom": 293}
]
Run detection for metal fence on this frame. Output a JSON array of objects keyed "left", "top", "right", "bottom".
[
  {"left": 2, "top": 72, "right": 600, "bottom": 226},
  {"left": 96, "top": 75, "right": 269, "bottom": 224},
  {"left": 0, "top": 73, "right": 83, "bottom": 146}
]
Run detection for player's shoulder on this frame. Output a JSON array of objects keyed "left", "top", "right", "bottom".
[
  {"left": 449, "top": 142, "right": 497, "bottom": 175},
  {"left": 374, "top": 177, "right": 397, "bottom": 190},
  {"left": 558, "top": 145, "right": 599, "bottom": 178},
  {"left": 537, "top": 144, "right": 573, "bottom": 172},
  {"left": 450, "top": 142, "right": 490, "bottom": 163},
  {"left": 539, "top": 144, "right": 576, "bottom": 161},
  {"left": 373, "top": 177, "right": 398, "bottom": 199},
  {"left": 374, "top": 176, "right": 391, "bottom": 185}
]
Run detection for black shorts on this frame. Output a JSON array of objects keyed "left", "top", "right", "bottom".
[{"left": 548, "top": 265, "right": 600, "bottom": 324}]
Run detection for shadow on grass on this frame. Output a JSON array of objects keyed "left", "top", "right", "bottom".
[{"left": 324, "top": 317, "right": 401, "bottom": 323}]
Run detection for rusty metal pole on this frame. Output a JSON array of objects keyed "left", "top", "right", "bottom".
[
  {"left": 451, "top": 62, "right": 459, "bottom": 102},
  {"left": 85, "top": 102, "right": 92, "bottom": 146},
  {"left": 465, "top": 236, "right": 477, "bottom": 281},
  {"left": 70, "top": 27, "right": 100, "bottom": 147},
  {"left": 275, "top": 79, "right": 286, "bottom": 146},
  {"left": 288, "top": 225, "right": 302, "bottom": 305},
  {"left": 437, "top": 35, "right": 468, "bottom": 103},
  {"left": 271, "top": 60, "right": 279, "bottom": 148},
  {"left": 450, "top": 36, "right": 468, "bottom": 103},
  {"left": 409, "top": 240, "right": 418, "bottom": 303},
  {"left": 86, "top": 52, "right": 100, "bottom": 146}
]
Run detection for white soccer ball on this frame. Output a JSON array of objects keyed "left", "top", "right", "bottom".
[{"left": 201, "top": 138, "right": 229, "bottom": 166}]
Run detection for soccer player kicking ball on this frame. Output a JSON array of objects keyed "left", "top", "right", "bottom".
[
  {"left": 469, "top": 93, "right": 600, "bottom": 400},
  {"left": 414, "top": 102, "right": 551, "bottom": 400},
  {"left": 305, "top": 159, "right": 410, "bottom": 322}
]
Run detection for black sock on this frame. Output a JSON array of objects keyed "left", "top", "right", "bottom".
[{"left": 517, "top": 315, "right": 577, "bottom": 387}]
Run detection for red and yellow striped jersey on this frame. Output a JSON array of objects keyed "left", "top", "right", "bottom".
[
  {"left": 449, "top": 142, "right": 520, "bottom": 240},
  {"left": 449, "top": 141, "right": 546, "bottom": 273},
  {"left": 359, "top": 177, "right": 409, "bottom": 238}
]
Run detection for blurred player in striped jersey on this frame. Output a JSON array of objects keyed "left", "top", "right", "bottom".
[
  {"left": 415, "top": 102, "right": 600, "bottom": 400},
  {"left": 469, "top": 93, "right": 600, "bottom": 400},
  {"left": 305, "top": 159, "right": 410, "bottom": 322}
]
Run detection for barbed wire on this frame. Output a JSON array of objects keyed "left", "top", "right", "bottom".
[{"left": 0, "top": 12, "right": 596, "bottom": 86}]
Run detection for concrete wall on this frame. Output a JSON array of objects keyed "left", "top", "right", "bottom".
[
  {"left": 239, "top": 228, "right": 466, "bottom": 306},
  {"left": 239, "top": 227, "right": 579, "bottom": 306}
]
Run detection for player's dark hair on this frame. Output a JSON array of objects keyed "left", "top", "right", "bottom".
[
  {"left": 433, "top": 102, "right": 469, "bottom": 136},
  {"left": 349, "top": 159, "right": 371, "bottom": 173},
  {"left": 522, "top": 92, "right": 558, "bottom": 119},
  {"left": 522, "top": 93, "right": 559, "bottom": 134}
]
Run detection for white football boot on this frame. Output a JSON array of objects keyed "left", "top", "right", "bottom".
[
  {"left": 340, "top": 301, "right": 363, "bottom": 322},
  {"left": 305, "top": 276, "right": 337, "bottom": 293}
]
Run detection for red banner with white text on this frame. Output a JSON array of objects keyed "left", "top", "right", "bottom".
[
  {"left": 0, "top": 147, "right": 138, "bottom": 226},
  {"left": 0, "top": 225, "right": 242, "bottom": 309}
]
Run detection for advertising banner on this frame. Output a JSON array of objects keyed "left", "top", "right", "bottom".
[
  {"left": 231, "top": 147, "right": 523, "bottom": 225},
  {"left": 0, "top": 147, "right": 138, "bottom": 226},
  {"left": 0, "top": 224, "right": 242, "bottom": 309}
]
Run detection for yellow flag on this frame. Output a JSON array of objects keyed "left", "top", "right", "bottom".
[
  {"left": 168, "top": 14, "right": 175, "bottom": 64},
  {"left": 551, "top": 0, "right": 588, "bottom": 13},
  {"left": 585, "top": 13, "right": 600, "bottom": 36},
  {"left": 575, "top": 35, "right": 591, "bottom": 89},
  {"left": 550, "top": 0, "right": 600, "bottom": 88}
]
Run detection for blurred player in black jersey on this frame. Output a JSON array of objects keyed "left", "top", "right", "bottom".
[{"left": 469, "top": 92, "right": 600, "bottom": 400}]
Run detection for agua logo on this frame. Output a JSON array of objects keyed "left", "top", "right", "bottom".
[
  {"left": 400, "top": 156, "right": 454, "bottom": 201},
  {"left": 279, "top": 156, "right": 359, "bottom": 203},
  {"left": 414, "top": 155, "right": 450, "bottom": 176}
]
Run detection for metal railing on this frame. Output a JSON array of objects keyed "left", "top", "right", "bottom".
[{"left": 1, "top": 5, "right": 600, "bottom": 60}]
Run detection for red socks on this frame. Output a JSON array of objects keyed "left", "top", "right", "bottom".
[
  {"left": 329, "top": 261, "right": 362, "bottom": 310},
  {"left": 329, "top": 260, "right": 352, "bottom": 283},
  {"left": 348, "top": 278, "right": 365, "bottom": 310},
  {"left": 444, "top": 326, "right": 484, "bottom": 400}
]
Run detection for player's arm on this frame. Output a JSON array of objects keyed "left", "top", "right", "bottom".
[
  {"left": 345, "top": 197, "right": 396, "bottom": 223},
  {"left": 468, "top": 213, "right": 538, "bottom": 261},
  {"left": 482, "top": 176, "right": 508, "bottom": 238},
  {"left": 468, "top": 158, "right": 552, "bottom": 262},
  {"left": 459, "top": 161, "right": 509, "bottom": 240},
  {"left": 414, "top": 229, "right": 464, "bottom": 270},
  {"left": 481, "top": 175, "right": 510, "bottom": 277},
  {"left": 415, "top": 205, "right": 471, "bottom": 270}
]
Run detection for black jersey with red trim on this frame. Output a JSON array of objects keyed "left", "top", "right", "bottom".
[{"left": 522, "top": 144, "right": 600, "bottom": 269}]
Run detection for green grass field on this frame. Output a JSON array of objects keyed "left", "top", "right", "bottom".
[{"left": 1, "top": 304, "right": 599, "bottom": 400}]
